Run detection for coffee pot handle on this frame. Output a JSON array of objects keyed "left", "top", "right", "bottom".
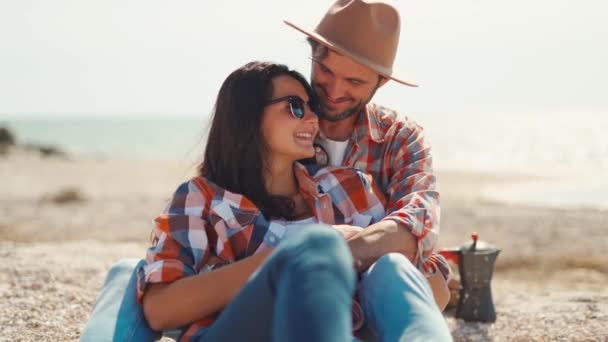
[{"left": 438, "top": 249, "right": 460, "bottom": 265}]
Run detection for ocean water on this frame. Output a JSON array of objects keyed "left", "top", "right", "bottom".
[
  {"left": 1, "top": 117, "right": 208, "bottom": 161},
  {"left": 2, "top": 112, "right": 607, "bottom": 209},
  {"left": 417, "top": 111, "right": 608, "bottom": 209},
  {"left": 412, "top": 111, "right": 607, "bottom": 175}
]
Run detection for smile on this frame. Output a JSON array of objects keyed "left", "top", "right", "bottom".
[
  {"left": 295, "top": 132, "right": 314, "bottom": 139},
  {"left": 326, "top": 97, "right": 345, "bottom": 104}
]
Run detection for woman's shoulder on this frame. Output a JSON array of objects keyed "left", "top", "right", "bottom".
[
  {"left": 170, "top": 176, "right": 260, "bottom": 214},
  {"left": 165, "top": 176, "right": 236, "bottom": 211},
  {"left": 171, "top": 175, "right": 218, "bottom": 198}
]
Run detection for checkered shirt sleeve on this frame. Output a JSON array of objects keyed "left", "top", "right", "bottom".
[{"left": 136, "top": 178, "right": 219, "bottom": 303}]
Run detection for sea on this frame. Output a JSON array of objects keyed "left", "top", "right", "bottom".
[{"left": 2, "top": 111, "right": 607, "bottom": 209}]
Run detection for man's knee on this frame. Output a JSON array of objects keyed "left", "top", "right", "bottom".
[
  {"left": 362, "top": 253, "right": 430, "bottom": 295},
  {"left": 362, "top": 253, "right": 433, "bottom": 302}
]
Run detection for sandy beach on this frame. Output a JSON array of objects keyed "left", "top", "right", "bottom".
[{"left": 1, "top": 149, "right": 607, "bottom": 341}]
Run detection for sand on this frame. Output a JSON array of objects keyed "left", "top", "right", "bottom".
[{"left": 1, "top": 150, "right": 607, "bottom": 341}]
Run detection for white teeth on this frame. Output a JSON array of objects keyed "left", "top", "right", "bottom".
[{"left": 295, "top": 132, "right": 313, "bottom": 139}]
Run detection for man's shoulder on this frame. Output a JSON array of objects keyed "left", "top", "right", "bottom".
[
  {"left": 368, "top": 103, "right": 399, "bottom": 121},
  {"left": 366, "top": 103, "right": 425, "bottom": 137}
]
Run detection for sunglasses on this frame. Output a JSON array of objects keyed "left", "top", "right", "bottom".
[{"left": 266, "top": 95, "right": 317, "bottom": 119}]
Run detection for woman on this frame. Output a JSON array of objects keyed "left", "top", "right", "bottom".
[{"left": 138, "top": 61, "right": 387, "bottom": 341}]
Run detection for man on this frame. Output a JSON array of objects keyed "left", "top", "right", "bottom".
[
  {"left": 284, "top": 0, "right": 451, "bottom": 340},
  {"left": 81, "top": 1, "right": 451, "bottom": 341}
]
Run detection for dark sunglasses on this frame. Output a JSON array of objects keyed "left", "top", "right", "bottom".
[{"left": 266, "top": 95, "right": 318, "bottom": 119}]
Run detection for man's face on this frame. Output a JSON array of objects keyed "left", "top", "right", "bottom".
[{"left": 311, "top": 49, "right": 385, "bottom": 122}]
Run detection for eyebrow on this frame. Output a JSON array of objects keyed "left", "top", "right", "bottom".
[{"left": 312, "top": 58, "right": 369, "bottom": 85}]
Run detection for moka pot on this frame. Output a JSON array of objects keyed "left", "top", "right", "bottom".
[{"left": 439, "top": 233, "right": 500, "bottom": 322}]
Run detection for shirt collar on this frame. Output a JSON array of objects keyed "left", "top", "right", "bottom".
[
  {"left": 293, "top": 162, "right": 321, "bottom": 196},
  {"left": 293, "top": 162, "right": 335, "bottom": 223},
  {"left": 316, "top": 103, "right": 385, "bottom": 144},
  {"left": 354, "top": 103, "right": 385, "bottom": 144}
]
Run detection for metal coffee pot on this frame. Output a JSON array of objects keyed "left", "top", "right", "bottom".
[{"left": 439, "top": 233, "right": 500, "bottom": 322}]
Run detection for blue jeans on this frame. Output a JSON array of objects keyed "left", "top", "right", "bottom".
[
  {"left": 81, "top": 231, "right": 451, "bottom": 341},
  {"left": 82, "top": 226, "right": 356, "bottom": 341},
  {"left": 80, "top": 258, "right": 161, "bottom": 342},
  {"left": 357, "top": 253, "right": 452, "bottom": 342}
]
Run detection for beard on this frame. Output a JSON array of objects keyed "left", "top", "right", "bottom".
[
  {"left": 317, "top": 100, "right": 365, "bottom": 122},
  {"left": 312, "top": 81, "right": 379, "bottom": 123}
]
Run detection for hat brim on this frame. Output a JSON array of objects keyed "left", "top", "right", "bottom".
[{"left": 283, "top": 20, "right": 418, "bottom": 87}]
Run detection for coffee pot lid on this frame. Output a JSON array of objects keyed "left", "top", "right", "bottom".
[{"left": 459, "top": 233, "right": 499, "bottom": 253}]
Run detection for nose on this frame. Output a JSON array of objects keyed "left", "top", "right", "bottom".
[
  {"left": 303, "top": 105, "right": 319, "bottom": 124},
  {"left": 321, "top": 78, "right": 344, "bottom": 101}
]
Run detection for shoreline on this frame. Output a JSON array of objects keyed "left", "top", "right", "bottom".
[{"left": 6, "top": 148, "right": 607, "bottom": 211}]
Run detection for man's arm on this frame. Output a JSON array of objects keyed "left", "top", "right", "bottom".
[
  {"left": 344, "top": 220, "right": 416, "bottom": 272},
  {"left": 343, "top": 116, "right": 439, "bottom": 271},
  {"left": 375, "top": 117, "right": 440, "bottom": 270}
]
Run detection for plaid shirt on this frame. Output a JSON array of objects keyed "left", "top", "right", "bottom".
[
  {"left": 315, "top": 103, "right": 442, "bottom": 276},
  {"left": 137, "top": 162, "right": 386, "bottom": 340}
]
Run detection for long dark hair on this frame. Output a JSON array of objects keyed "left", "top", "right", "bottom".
[{"left": 199, "top": 61, "right": 315, "bottom": 219}]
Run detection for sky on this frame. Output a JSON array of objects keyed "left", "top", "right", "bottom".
[{"left": 1, "top": 0, "right": 607, "bottom": 118}]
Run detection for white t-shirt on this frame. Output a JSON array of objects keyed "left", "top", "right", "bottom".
[
  {"left": 282, "top": 216, "right": 318, "bottom": 240},
  {"left": 319, "top": 137, "right": 349, "bottom": 166}
]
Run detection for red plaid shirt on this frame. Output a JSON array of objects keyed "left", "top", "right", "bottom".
[
  {"left": 315, "top": 103, "right": 442, "bottom": 276},
  {"left": 137, "top": 163, "right": 386, "bottom": 339}
]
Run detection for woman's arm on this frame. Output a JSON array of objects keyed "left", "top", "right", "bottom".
[{"left": 143, "top": 248, "right": 272, "bottom": 331}]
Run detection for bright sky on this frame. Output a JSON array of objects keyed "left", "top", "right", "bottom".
[{"left": 1, "top": 0, "right": 607, "bottom": 118}]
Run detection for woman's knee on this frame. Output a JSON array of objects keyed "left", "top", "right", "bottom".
[
  {"left": 103, "top": 259, "right": 145, "bottom": 288},
  {"left": 298, "top": 225, "right": 351, "bottom": 261},
  {"left": 299, "top": 224, "right": 348, "bottom": 251},
  {"left": 107, "top": 258, "right": 145, "bottom": 276},
  {"left": 276, "top": 225, "right": 355, "bottom": 285}
]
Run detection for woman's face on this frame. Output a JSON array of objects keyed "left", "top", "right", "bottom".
[{"left": 261, "top": 75, "right": 319, "bottom": 164}]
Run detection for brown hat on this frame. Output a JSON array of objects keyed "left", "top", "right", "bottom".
[{"left": 284, "top": 0, "right": 417, "bottom": 87}]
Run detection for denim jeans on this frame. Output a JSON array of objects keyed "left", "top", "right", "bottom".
[
  {"left": 357, "top": 253, "right": 452, "bottom": 342},
  {"left": 81, "top": 228, "right": 451, "bottom": 341},
  {"left": 81, "top": 226, "right": 356, "bottom": 342},
  {"left": 80, "top": 258, "right": 161, "bottom": 342}
]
